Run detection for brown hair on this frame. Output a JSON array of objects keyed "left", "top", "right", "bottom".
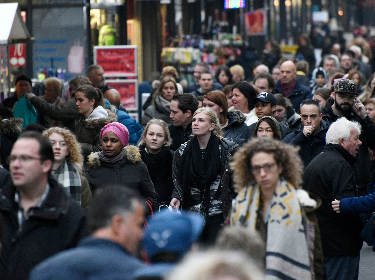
[
  {"left": 204, "top": 90, "right": 228, "bottom": 122},
  {"left": 231, "top": 138, "right": 303, "bottom": 192}
]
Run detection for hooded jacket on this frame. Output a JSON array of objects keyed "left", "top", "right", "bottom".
[
  {"left": 72, "top": 109, "right": 117, "bottom": 160},
  {"left": 87, "top": 145, "right": 158, "bottom": 211}
]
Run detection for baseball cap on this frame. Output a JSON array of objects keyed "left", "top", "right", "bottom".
[
  {"left": 334, "top": 79, "right": 360, "bottom": 96},
  {"left": 142, "top": 209, "right": 205, "bottom": 258},
  {"left": 256, "top": 91, "right": 276, "bottom": 106}
]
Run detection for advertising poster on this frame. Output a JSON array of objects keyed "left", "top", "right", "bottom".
[
  {"left": 106, "top": 79, "right": 138, "bottom": 110},
  {"left": 94, "top": 46, "right": 137, "bottom": 77},
  {"left": 245, "top": 9, "right": 267, "bottom": 36}
]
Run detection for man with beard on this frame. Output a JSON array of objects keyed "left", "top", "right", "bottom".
[
  {"left": 323, "top": 79, "right": 375, "bottom": 196},
  {"left": 86, "top": 65, "right": 112, "bottom": 95}
]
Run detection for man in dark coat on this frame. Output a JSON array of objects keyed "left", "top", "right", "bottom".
[
  {"left": 169, "top": 94, "right": 198, "bottom": 151},
  {"left": 322, "top": 79, "right": 375, "bottom": 196},
  {"left": 0, "top": 132, "right": 87, "bottom": 280},
  {"left": 283, "top": 99, "right": 328, "bottom": 167},
  {"left": 303, "top": 117, "right": 363, "bottom": 280},
  {"left": 30, "top": 186, "right": 146, "bottom": 280},
  {"left": 274, "top": 60, "right": 312, "bottom": 112}
]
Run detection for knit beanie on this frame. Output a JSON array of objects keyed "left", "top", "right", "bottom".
[{"left": 100, "top": 122, "right": 129, "bottom": 147}]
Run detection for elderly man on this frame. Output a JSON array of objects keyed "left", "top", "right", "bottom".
[
  {"left": 274, "top": 60, "right": 311, "bottom": 112},
  {"left": 30, "top": 186, "right": 145, "bottom": 280},
  {"left": 0, "top": 132, "right": 87, "bottom": 280},
  {"left": 86, "top": 64, "right": 112, "bottom": 94},
  {"left": 322, "top": 54, "right": 340, "bottom": 76},
  {"left": 323, "top": 79, "right": 375, "bottom": 196},
  {"left": 303, "top": 117, "right": 363, "bottom": 280}
]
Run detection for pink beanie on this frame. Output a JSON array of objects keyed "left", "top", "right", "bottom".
[{"left": 100, "top": 122, "right": 129, "bottom": 147}]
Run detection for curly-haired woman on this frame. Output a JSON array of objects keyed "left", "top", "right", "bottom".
[
  {"left": 43, "top": 127, "right": 92, "bottom": 208},
  {"left": 230, "top": 138, "right": 324, "bottom": 279}
]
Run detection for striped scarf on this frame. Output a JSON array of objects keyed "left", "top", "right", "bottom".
[
  {"left": 231, "top": 179, "right": 312, "bottom": 280},
  {"left": 52, "top": 160, "right": 82, "bottom": 205}
]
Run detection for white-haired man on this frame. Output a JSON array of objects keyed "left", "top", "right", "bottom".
[{"left": 303, "top": 117, "right": 362, "bottom": 280}]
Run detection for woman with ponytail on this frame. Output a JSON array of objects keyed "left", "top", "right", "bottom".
[{"left": 73, "top": 85, "right": 117, "bottom": 160}]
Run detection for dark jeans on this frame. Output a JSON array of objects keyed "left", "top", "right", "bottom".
[
  {"left": 199, "top": 214, "right": 224, "bottom": 245},
  {"left": 324, "top": 255, "right": 360, "bottom": 280}
]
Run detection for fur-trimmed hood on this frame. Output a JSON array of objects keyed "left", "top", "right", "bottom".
[
  {"left": 81, "top": 110, "right": 117, "bottom": 129},
  {"left": 0, "top": 118, "right": 23, "bottom": 136},
  {"left": 87, "top": 145, "right": 142, "bottom": 167}
]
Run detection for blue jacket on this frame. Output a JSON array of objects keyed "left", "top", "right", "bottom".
[
  {"left": 341, "top": 192, "right": 375, "bottom": 214},
  {"left": 116, "top": 109, "right": 143, "bottom": 145},
  {"left": 30, "top": 237, "right": 145, "bottom": 280},
  {"left": 340, "top": 192, "right": 375, "bottom": 250},
  {"left": 275, "top": 79, "right": 312, "bottom": 112},
  {"left": 104, "top": 99, "right": 143, "bottom": 145}
]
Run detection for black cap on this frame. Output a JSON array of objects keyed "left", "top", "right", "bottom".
[
  {"left": 15, "top": 75, "right": 32, "bottom": 85},
  {"left": 256, "top": 92, "right": 276, "bottom": 106}
]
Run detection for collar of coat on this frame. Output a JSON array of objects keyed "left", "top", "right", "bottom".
[
  {"left": 80, "top": 110, "right": 117, "bottom": 129},
  {"left": 0, "top": 177, "right": 70, "bottom": 220},
  {"left": 87, "top": 145, "right": 142, "bottom": 167}
]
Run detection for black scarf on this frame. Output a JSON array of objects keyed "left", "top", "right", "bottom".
[{"left": 181, "top": 134, "right": 222, "bottom": 193}]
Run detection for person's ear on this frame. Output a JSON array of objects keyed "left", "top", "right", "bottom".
[
  {"left": 42, "top": 160, "right": 53, "bottom": 174},
  {"left": 185, "top": 109, "right": 192, "bottom": 118},
  {"left": 111, "top": 214, "right": 124, "bottom": 236}
]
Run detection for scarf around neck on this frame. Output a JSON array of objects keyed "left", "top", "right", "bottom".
[
  {"left": 231, "top": 179, "right": 312, "bottom": 280},
  {"left": 99, "top": 148, "right": 126, "bottom": 164}
]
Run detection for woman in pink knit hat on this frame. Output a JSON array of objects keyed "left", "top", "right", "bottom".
[{"left": 86, "top": 121, "right": 158, "bottom": 214}]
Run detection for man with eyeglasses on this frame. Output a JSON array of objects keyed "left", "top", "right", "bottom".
[
  {"left": 322, "top": 79, "right": 375, "bottom": 197},
  {"left": 283, "top": 99, "right": 329, "bottom": 167},
  {"left": 0, "top": 131, "right": 87, "bottom": 280}
]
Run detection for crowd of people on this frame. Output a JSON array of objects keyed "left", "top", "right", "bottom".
[{"left": 0, "top": 29, "right": 375, "bottom": 280}]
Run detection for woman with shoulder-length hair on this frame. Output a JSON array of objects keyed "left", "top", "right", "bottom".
[
  {"left": 43, "top": 127, "right": 92, "bottom": 208},
  {"left": 169, "top": 107, "right": 237, "bottom": 244},
  {"left": 142, "top": 77, "right": 178, "bottom": 126},
  {"left": 203, "top": 90, "right": 251, "bottom": 145},
  {"left": 138, "top": 119, "right": 174, "bottom": 207},
  {"left": 230, "top": 138, "right": 324, "bottom": 280}
]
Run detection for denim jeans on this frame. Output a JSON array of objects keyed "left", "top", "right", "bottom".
[{"left": 324, "top": 255, "right": 360, "bottom": 280}]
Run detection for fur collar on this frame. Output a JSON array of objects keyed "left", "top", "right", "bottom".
[
  {"left": 0, "top": 118, "right": 23, "bottom": 135},
  {"left": 87, "top": 145, "right": 142, "bottom": 167}
]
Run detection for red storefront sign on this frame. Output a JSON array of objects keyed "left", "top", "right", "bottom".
[
  {"left": 9, "top": 44, "right": 26, "bottom": 67},
  {"left": 106, "top": 79, "right": 138, "bottom": 110},
  {"left": 94, "top": 46, "right": 137, "bottom": 77}
]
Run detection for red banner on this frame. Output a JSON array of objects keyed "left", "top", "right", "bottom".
[
  {"left": 9, "top": 44, "right": 26, "bottom": 67},
  {"left": 106, "top": 80, "right": 138, "bottom": 110},
  {"left": 94, "top": 46, "right": 137, "bottom": 76}
]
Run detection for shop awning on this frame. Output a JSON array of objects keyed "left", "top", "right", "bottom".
[{"left": 0, "top": 3, "right": 31, "bottom": 45}]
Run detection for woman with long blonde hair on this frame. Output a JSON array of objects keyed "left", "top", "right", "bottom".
[{"left": 169, "top": 107, "right": 237, "bottom": 244}]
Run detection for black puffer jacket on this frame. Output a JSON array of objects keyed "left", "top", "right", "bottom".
[
  {"left": 87, "top": 145, "right": 158, "bottom": 211},
  {"left": 303, "top": 144, "right": 363, "bottom": 257},
  {"left": 0, "top": 178, "right": 87, "bottom": 280},
  {"left": 222, "top": 111, "right": 251, "bottom": 145},
  {"left": 283, "top": 120, "right": 329, "bottom": 167},
  {"left": 139, "top": 145, "right": 174, "bottom": 205}
]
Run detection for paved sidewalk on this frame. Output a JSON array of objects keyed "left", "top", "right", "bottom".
[{"left": 359, "top": 244, "right": 375, "bottom": 280}]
